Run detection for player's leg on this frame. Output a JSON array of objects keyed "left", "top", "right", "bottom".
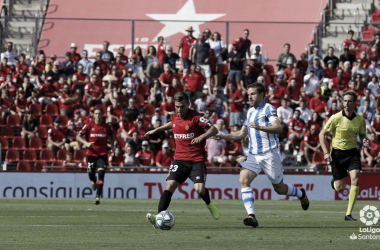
[
  {"left": 87, "top": 156, "right": 97, "bottom": 191},
  {"left": 345, "top": 169, "right": 360, "bottom": 221},
  {"left": 238, "top": 154, "right": 260, "bottom": 227},
  {"left": 190, "top": 162, "right": 219, "bottom": 220},
  {"left": 94, "top": 155, "right": 108, "bottom": 205},
  {"left": 158, "top": 180, "right": 179, "bottom": 212}
]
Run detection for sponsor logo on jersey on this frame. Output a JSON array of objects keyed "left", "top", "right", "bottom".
[
  {"left": 174, "top": 133, "right": 195, "bottom": 139},
  {"left": 185, "top": 124, "right": 189, "bottom": 131},
  {"left": 90, "top": 134, "right": 107, "bottom": 138},
  {"left": 271, "top": 110, "right": 277, "bottom": 117}
]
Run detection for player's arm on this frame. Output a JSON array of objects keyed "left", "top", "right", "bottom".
[
  {"left": 319, "top": 128, "right": 331, "bottom": 161},
  {"left": 248, "top": 119, "right": 283, "bottom": 135},
  {"left": 191, "top": 125, "right": 218, "bottom": 144},
  {"left": 144, "top": 121, "right": 172, "bottom": 137},
  {"left": 218, "top": 126, "right": 248, "bottom": 141},
  {"left": 76, "top": 130, "right": 94, "bottom": 149}
]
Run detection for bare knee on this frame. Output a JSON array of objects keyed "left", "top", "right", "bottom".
[{"left": 273, "top": 183, "right": 287, "bottom": 195}]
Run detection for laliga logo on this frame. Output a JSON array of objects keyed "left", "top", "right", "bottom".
[
  {"left": 360, "top": 205, "right": 380, "bottom": 226},
  {"left": 338, "top": 185, "right": 351, "bottom": 200}
]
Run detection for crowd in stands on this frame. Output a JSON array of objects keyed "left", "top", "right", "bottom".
[{"left": 1, "top": 27, "right": 380, "bottom": 171}]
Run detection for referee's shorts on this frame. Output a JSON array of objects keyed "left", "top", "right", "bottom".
[{"left": 331, "top": 148, "right": 361, "bottom": 181}]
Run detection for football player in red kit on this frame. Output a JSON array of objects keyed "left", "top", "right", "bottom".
[
  {"left": 76, "top": 107, "right": 115, "bottom": 205},
  {"left": 144, "top": 91, "right": 220, "bottom": 228}
]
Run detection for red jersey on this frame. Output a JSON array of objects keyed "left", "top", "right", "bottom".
[
  {"left": 80, "top": 121, "right": 112, "bottom": 156},
  {"left": 342, "top": 39, "right": 359, "bottom": 51},
  {"left": 157, "top": 44, "right": 165, "bottom": 65},
  {"left": 225, "top": 140, "right": 242, "bottom": 156},
  {"left": 127, "top": 126, "right": 148, "bottom": 140},
  {"left": 165, "top": 84, "right": 184, "bottom": 97},
  {"left": 16, "top": 63, "right": 29, "bottom": 73},
  {"left": 120, "top": 55, "right": 128, "bottom": 65},
  {"left": 159, "top": 72, "right": 175, "bottom": 86},
  {"left": 178, "top": 35, "right": 196, "bottom": 58},
  {"left": 286, "top": 87, "right": 301, "bottom": 101},
  {"left": 269, "top": 96, "right": 281, "bottom": 109},
  {"left": 332, "top": 77, "right": 348, "bottom": 91},
  {"left": 309, "top": 97, "right": 327, "bottom": 113},
  {"left": 155, "top": 150, "right": 173, "bottom": 167},
  {"left": 39, "top": 83, "right": 57, "bottom": 97},
  {"left": 229, "top": 89, "right": 244, "bottom": 112},
  {"left": 71, "top": 52, "right": 81, "bottom": 64},
  {"left": 162, "top": 101, "right": 175, "bottom": 115},
  {"left": 48, "top": 127, "right": 64, "bottom": 142},
  {"left": 288, "top": 118, "right": 306, "bottom": 134},
  {"left": 171, "top": 109, "right": 212, "bottom": 162},
  {"left": 136, "top": 150, "right": 155, "bottom": 166},
  {"left": 15, "top": 97, "right": 27, "bottom": 111},
  {"left": 108, "top": 153, "right": 125, "bottom": 167},
  {"left": 65, "top": 129, "right": 77, "bottom": 141},
  {"left": 303, "top": 131, "right": 319, "bottom": 147},
  {"left": 238, "top": 37, "right": 251, "bottom": 52},
  {"left": 182, "top": 71, "right": 205, "bottom": 92},
  {"left": 274, "top": 85, "right": 286, "bottom": 98},
  {"left": 0, "top": 98, "right": 11, "bottom": 111},
  {"left": 371, "top": 119, "right": 380, "bottom": 133},
  {"left": 368, "top": 141, "right": 380, "bottom": 157},
  {"left": 308, "top": 120, "right": 321, "bottom": 132},
  {"left": 84, "top": 83, "right": 101, "bottom": 101},
  {"left": 73, "top": 117, "right": 83, "bottom": 132},
  {"left": 59, "top": 92, "right": 77, "bottom": 110},
  {"left": 107, "top": 105, "right": 123, "bottom": 118},
  {"left": 2, "top": 65, "right": 12, "bottom": 75},
  {"left": 118, "top": 119, "right": 134, "bottom": 134},
  {"left": 325, "top": 68, "right": 337, "bottom": 79}
]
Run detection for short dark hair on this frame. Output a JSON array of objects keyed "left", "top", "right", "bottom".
[
  {"left": 247, "top": 82, "right": 265, "bottom": 95},
  {"left": 94, "top": 107, "right": 103, "bottom": 114},
  {"left": 294, "top": 109, "right": 301, "bottom": 114},
  {"left": 343, "top": 90, "right": 358, "bottom": 102},
  {"left": 174, "top": 91, "right": 189, "bottom": 103},
  {"left": 284, "top": 43, "right": 291, "bottom": 48}
]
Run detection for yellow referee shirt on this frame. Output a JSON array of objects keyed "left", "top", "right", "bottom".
[{"left": 324, "top": 111, "right": 366, "bottom": 150}]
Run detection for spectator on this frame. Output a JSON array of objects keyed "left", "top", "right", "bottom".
[
  {"left": 20, "top": 76, "right": 37, "bottom": 100},
  {"left": 73, "top": 109, "right": 83, "bottom": 132},
  {"left": 70, "top": 43, "right": 81, "bottom": 65},
  {"left": 136, "top": 108, "right": 152, "bottom": 128},
  {"left": 324, "top": 60, "right": 337, "bottom": 79},
  {"left": 228, "top": 82, "right": 244, "bottom": 127},
  {"left": 61, "top": 52, "right": 75, "bottom": 76},
  {"left": 308, "top": 112, "right": 321, "bottom": 131},
  {"left": 369, "top": 113, "right": 380, "bottom": 141},
  {"left": 276, "top": 43, "right": 296, "bottom": 70},
  {"left": 277, "top": 98, "right": 293, "bottom": 126},
  {"left": 182, "top": 64, "right": 205, "bottom": 100},
  {"left": 177, "top": 26, "right": 196, "bottom": 70},
  {"left": 62, "top": 153, "right": 76, "bottom": 170},
  {"left": 163, "top": 46, "right": 180, "bottom": 72},
  {"left": 309, "top": 89, "right": 327, "bottom": 115},
  {"left": 64, "top": 120, "right": 80, "bottom": 151},
  {"left": 78, "top": 50, "right": 94, "bottom": 75},
  {"left": 307, "top": 57, "right": 325, "bottom": 82},
  {"left": 108, "top": 147, "right": 125, "bottom": 169},
  {"left": 326, "top": 100, "right": 340, "bottom": 118},
  {"left": 136, "top": 140, "right": 155, "bottom": 168},
  {"left": 124, "top": 98, "right": 139, "bottom": 120},
  {"left": 59, "top": 83, "right": 78, "bottom": 116},
  {"left": 159, "top": 64, "right": 175, "bottom": 87},
  {"left": 268, "top": 86, "right": 281, "bottom": 109},
  {"left": 238, "top": 29, "right": 252, "bottom": 58},
  {"left": 112, "top": 53, "right": 127, "bottom": 80},
  {"left": 38, "top": 76, "right": 58, "bottom": 106},
  {"left": 127, "top": 131, "right": 142, "bottom": 154},
  {"left": 358, "top": 50, "right": 369, "bottom": 69},
  {"left": 122, "top": 68, "right": 138, "bottom": 97},
  {"left": 146, "top": 61, "right": 163, "bottom": 82},
  {"left": 207, "top": 87, "right": 228, "bottom": 117},
  {"left": 47, "top": 118, "right": 65, "bottom": 156},
  {"left": 342, "top": 30, "right": 359, "bottom": 54},
  {"left": 21, "top": 110, "right": 38, "bottom": 140},
  {"left": 124, "top": 144, "right": 136, "bottom": 169},
  {"left": 367, "top": 75, "right": 379, "bottom": 98},
  {"left": 157, "top": 36, "right": 166, "bottom": 65},
  {"left": 133, "top": 46, "right": 146, "bottom": 69},
  {"left": 287, "top": 78, "right": 302, "bottom": 108},
  {"left": 1, "top": 42, "right": 16, "bottom": 65},
  {"left": 303, "top": 125, "right": 321, "bottom": 166},
  {"left": 154, "top": 143, "right": 173, "bottom": 171},
  {"left": 363, "top": 132, "right": 380, "bottom": 168},
  {"left": 358, "top": 99, "right": 375, "bottom": 121},
  {"left": 145, "top": 45, "right": 158, "bottom": 67},
  {"left": 205, "top": 137, "right": 227, "bottom": 164},
  {"left": 118, "top": 110, "right": 134, "bottom": 141},
  {"left": 215, "top": 118, "right": 229, "bottom": 134},
  {"left": 323, "top": 46, "right": 339, "bottom": 69},
  {"left": 192, "top": 32, "right": 211, "bottom": 92},
  {"left": 151, "top": 107, "right": 167, "bottom": 125},
  {"left": 339, "top": 47, "right": 356, "bottom": 68},
  {"left": 107, "top": 98, "right": 123, "bottom": 125},
  {"left": 288, "top": 109, "right": 307, "bottom": 155},
  {"left": 331, "top": 68, "right": 348, "bottom": 96},
  {"left": 303, "top": 69, "right": 319, "bottom": 97},
  {"left": 297, "top": 53, "right": 308, "bottom": 75},
  {"left": 239, "top": 65, "right": 257, "bottom": 95},
  {"left": 165, "top": 77, "right": 184, "bottom": 97},
  {"left": 251, "top": 45, "right": 265, "bottom": 66},
  {"left": 209, "top": 31, "right": 227, "bottom": 86},
  {"left": 128, "top": 118, "right": 149, "bottom": 140},
  {"left": 100, "top": 41, "right": 115, "bottom": 65},
  {"left": 283, "top": 58, "right": 295, "bottom": 81},
  {"left": 308, "top": 46, "right": 322, "bottom": 65},
  {"left": 17, "top": 53, "right": 30, "bottom": 73},
  {"left": 148, "top": 119, "right": 165, "bottom": 152},
  {"left": 27, "top": 66, "right": 41, "bottom": 89},
  {"left": 246, "top": 55, "right": 260, "bottom": 79},
  {"left": 227, "top": 40, "right": 246, "bottom": 86},
  {"left": 194, "top": 93, "right": 207, "bottom": 114},
  {"left": 360, "top": 88, "right": 377, "bottom": 109},
  {"left": 352, "top": 58, "right": 366, "bottom": 77},
  {"left": 273, "top": 72, "right": 287, "bottom": 98},
  {"left": 149, "top": 79, "right": 164, "bottom": 106},
  {"left": 327, "top": 89, "right": 343, "bottom": 110},
  {"left": 14, "top": 89, "right": 27, "bottom": 121},
  {"left": 83, "top": 74, "right": 102, "bottom": 105},
  {"left": 46, "top": 61, "right": 63, "bottom": 83}
]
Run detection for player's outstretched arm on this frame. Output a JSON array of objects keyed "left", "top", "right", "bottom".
[
  {"left": 319, "top": 128, "right": 331, "bottom": 162},
  {"left": 144, "top": 121, "right": 172, "bottom": 137},
  {"left": 76, "top": 134, "right": 93, "bottom": 148},
  {"left": 217, "top": 126, "right": 248, "bottom": 141},
  {"left": 247, "top": 119, "right": 283, "bottom": 135},
  {"left": 191, "top": 125, "right": 218, "bottom": 144}
]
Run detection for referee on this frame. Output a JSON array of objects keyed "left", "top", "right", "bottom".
[{"left": 319, "top": 90, "right": 369, "bottom": 221}]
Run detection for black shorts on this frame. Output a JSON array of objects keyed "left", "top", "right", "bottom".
[
  {"left": 166, "top": 160, "right": 207, "bottom": 184},
  {"left": 331, "top": 148, "right": 361, "bottom": 181},
  {"left": 87, "top": 155, "right": 109, "bottom": 172}
]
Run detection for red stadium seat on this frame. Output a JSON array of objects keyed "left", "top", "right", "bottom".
[
  {"left": 51, "top": 161, "right": 66, "bottom": 171},
  {"left": 39, "top": 115, "right": 53, "bottom": 128},
  {"left": 264, "top": 64, "right": 275, "bottom": 78},
  {"left": 5, "top": 149, "right": 20, "bottom": 163},
  {"left": 374, "top": 163, "right": 380, "bottom": 172},
  {"left": 374, "top": 9, "right": 380, "bottom": 14},
  {"left": 29, "top": 103, "right": 42, "bottom": 117},
  {"left": 372, "top": 13, "right": 380, "bottom": 24},
  {"left": 45, "top": 104, "right": 59, "bottom": 117},
  {"left": 57, "top": 149, "right": 69, "bottom": 161},
  {"left": 361, "top": 163, "right": 371, "bottom": 172},
  {"left": 136, "top": 83, "right": 150, "bottom": 98},
  {"left": 312, "top": 151, "right": 327, "bottom": 165},
  {"left": 0, "top": 137, "right": 9, "bottom": 151},
  {"left": 205, "top": 162, "right": 218, "bottom": 173},
  {"left": 219, "top": 162, "right": 233, "bottom": 173},
  {"left": 23, "top": 149, "right": 37, "bottom": 163},
  {"left": 0, "top": 126, "right": 16, "bottom": 139},
  {"left": 29, "top": 137, "right": 43, "bottom": 151},
  {"left": 132, "top": 94, "right": 145, "bottom": 108},
  {"left": 40, "top": 149, "right": 55, "bottom": 162},
  {"left": 34, "top": 161, "right": 48, "bottom": 172},
  {"left": 38, "top": 127, "right": 48, "bottom": 140},
  {"left": 58, "top": 115, "right": 69, "bottom": 129},
  {"left": 74, "top": 149, "right": 86, "bottom": 163},
  {"left": 6, "top": 114, "right": 21, "bottom": 128},
  {"left": 16, "top": 161, "right": 31, "bottom": 171},
  {"left": 12, "top": 137, "right": 26, "bottom": 151},
  {"left": 144, "top": 104, "right": 155, "bottom": 119}
]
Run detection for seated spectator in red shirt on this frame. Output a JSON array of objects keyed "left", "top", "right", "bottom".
[
  {"left": 70, "top": 43, "right": 81, "bottom": 65},
  {"left": 93, "top": 51, "right": 110, "bottom": 76},
  {"left": 62, "top": 153, "right": 76, "bottom": 170},
  {"left": 47, "top": 118, "right": 65, "bottom": 156},
  {"left": 283, "top": 58, "right": 295, "bottom": 82},
  {"left": 342, "top": 30, "right": 359, "bottom": 55},
  {"left": 83, "top": 74, "right": 102, "bottom": 105},
  {"left": 268, "top": 87, "right": 281, "bottom": 109},
  {"left": 0, "top": 90, "right": 15, "bottom": 122},
  {"left": 72, "top": 64, "right": 88, "bottom": 92},
  {"left": 302, "top": 124, "right": 321, "bottom": 166},
  {"left": 226, "top": 124, "right": 242, "bottom": 165},
  {"left": 159, "top": 64, "right": 175, "bottom": 87},
  {"left": 324, "top": 60, "right": 337, "bottom": 79},
  {"left": 64, "top": 120, "right": 79, "bottom": 151},
  {"left": 59, "top": 83, "right": 79, "bottom": 117},
  {"left": 14, "top": 89, "right": 27, "bottom": 121},
  {"left": 136, "top": 108, "right": 152, "bottom": 128},
  {"left": 308, "top": 112, "right": 322, "bottom": 132},
  {"left": 16, "top": 53, "right": 29, "bottom": 73},
  {"left": 297, "top": 53, "right": 309, "bottom": 75},
  {"left": 154, "top": 143, "right": 173, "bottom": 171},
  {"left": 181, "top": 63, "right": 205, "bottom": 99},
  {"left": 73, "top": 109, "right": 83, "bottom": 132},
  {"left": 136, "top": 140, "right": 155, "bottom": 169},
  {"left": 369, "top": 113, "right": 380, "bottom": 141},
  {"left": 331, "top": 68, "right": 348, "bottom": 96},
  {"left": 286, "top": 78, "right": 301, "bottom": 109},
  {"left": 326, "top": 100, "right": 339, "bottom": 118},
  {"left": 205, "top": 137, "right": 227, "bottom": 164},
  {"left": 53, "top": 74, "right": 67, "bottom": 91},
  {"left": 111, "top": 53, "right": 127, "bottom": 80},
  {"left": 108, "top": 146, "right": 125, "bottom": 169},
  {"left": 118, "top": 110, "right": 135, "bottom": 141},
  {"left": 165, "top": 77, "right": 183, "bottom": 98},
  {"left": 363, "top": 132, "right": 380, "bottom": 168},
  {"left": 107, "top": 98, "right": 124, "bottom": 125},
  {"left": 309, "top": 89, "right": 327, "bottom": 114},
  {"left": 128, "top": 118, "right": 149, "bottom": 140},
  {"left": 162, "top": 95, "right": 175, "bottom": 118},
  {"left": 273, "top": 72, "right": 287, "bottom": 98},
  {"left": 38, "top": 77, "right": 58, "bottom": 106},
  {"left": 288, "top": 109, "right": 307, "bottom": 155}
]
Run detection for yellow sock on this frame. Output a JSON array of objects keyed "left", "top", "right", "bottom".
[{"left": 346, "top": 186, "right": 359, "bottom": 216}]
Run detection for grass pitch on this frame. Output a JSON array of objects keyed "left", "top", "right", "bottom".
[{"left": 0, "top": 199, "right": 378, "bottom": 250}]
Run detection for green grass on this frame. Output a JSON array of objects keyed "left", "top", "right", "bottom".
[{"left": 0, "top": 199, "right": 378, "bottom": 250}]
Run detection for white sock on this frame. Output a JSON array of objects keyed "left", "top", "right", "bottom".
[
  {"left": 286, "top": 183, "right": 303, "bottom": 198},
  {"left": 241, "top": 187, "right": 255, "bottom": 215}
]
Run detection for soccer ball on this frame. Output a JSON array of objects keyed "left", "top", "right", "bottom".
[{"left": 156, "top": 211, "right": 175, "bottom": 230}]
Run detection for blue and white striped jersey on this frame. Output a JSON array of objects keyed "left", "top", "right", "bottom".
[{"left": 243, "top": 102, "right": 280, "bottom": 155}]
